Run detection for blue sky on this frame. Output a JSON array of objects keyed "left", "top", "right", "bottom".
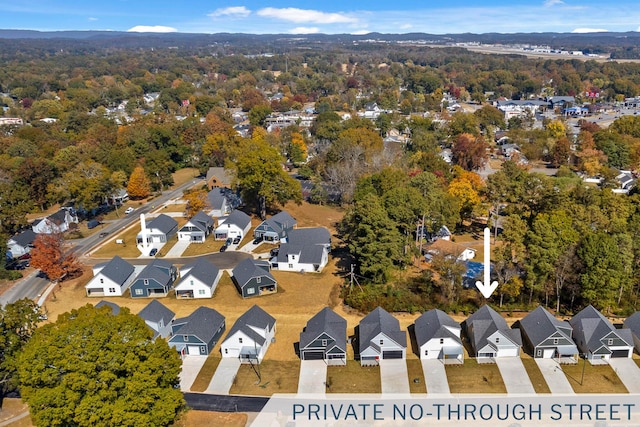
[{"left": 1, "top": 1, "right": 640, "bottom": 35}]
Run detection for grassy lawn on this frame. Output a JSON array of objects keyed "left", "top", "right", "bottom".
[
  {"left": 181, "top": 236, "right": 226, "bottom": 257},
  {"left": 189, "top": 353, "right": 222, "bottom": 392},
  {"left": 562, "top": 361, "right": 628, "bottom": 393},
  {"left": 228, "top": 360, "right": 300, "bottom": 396},
  {"left": 172, "top": 410, "right": 246, "bottom": 427},
  {"left": 520, "top": 356, "right": 551, "bottom": 393},
  {"left": 326, "top": 361, "right": 381, "bottom": 394},
  {"left": 0, "top": 399, "right": 32, "bottom": 427},
  {"left": 406, "top": 359, "right": 427, "bottom": 393},
  {"left": 445, "top": 359, "right": 507, "bottom": 393},
  {"left": 90, "top": 224, "right": 146, "bottom": 258}
]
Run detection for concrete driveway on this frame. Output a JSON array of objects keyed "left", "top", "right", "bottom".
[
  {"left": 421, "top": 359, "right": 450, "bottom": 394},
  {"left": 379, "top": 359, "right": 410, "bottom": 394},
  {"left": 609, "top": 358, "right": 640, "bottom": 393},
  {"left": 535, "top": 359, "right": 574, "bottom": 394},
  {"left": 207, "top": 357, "right": 241, "bottom": 395},
  {"left": 297, "top": 360, "right": 327, "bottom": 394},
  {"left": 164, "top": 239, "right": 191, "bottom": 257},
  {"left": 495, "top": 357, "right": 535, "bottom": 394},
  {"left": 180, "top": 355, "right": 208, "bottom": 391}
]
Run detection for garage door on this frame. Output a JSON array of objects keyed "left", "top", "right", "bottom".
[
  {"left": 302, "top": 350, "right": 324, "bottom": 360},
  {"left": 611, "top": 349, "right": 630, "bottom": 358},
  {"left": 188, "top": 346, "right": 201, "bottom": 355},
  {"left": 382, "top": 350, "right": 403, "bottom": 359}
]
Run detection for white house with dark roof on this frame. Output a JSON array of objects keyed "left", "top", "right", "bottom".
[
  {"left": 31, "top": 208, "right": 78, "bottom": 234},
  {"left": 274, "top": 227, "right": 331, "bottom": 273},
  {"left": 414, "top": 309, "right": 463, "bottom": 364},
  {"left": 220, "top": 305, "right": 276, "bottom": 363},
  {"left": 168, "top": 306, "right": 226, "bottom": 356},
  {"left": 178, "top": 211, "right": 214, "bottom": 243},
  {"left": 358, "top": 307, "right": 407, "bottom": 366},
  {"left": 253, "top": 211, "right": 297, "bottom": 243},
  {"left": 299, "top": 307, "right": 347, "bottom": 365},
  {"left": 462, "top": 305, "right": 522, "bottom": 363},
  {"left": 136, "top": 214, "right": 178, "bottom": 255},
  {"left": 174, "top": 259, "right": 222, "bottom": 299},
  {"left": 232, "top": 258, "right": 277, "bottom": 298},
  {"left": 518, "top": 306, "right": 578, "bottom": 363},
  {"left": 138, "top": 300, "right": 175, "bottom": 339},
  {"left": 7, "top": 229, "right": 36, "bottom": 259},
  {"left": 85, "top": 256, "right": 136, "bottom": 297},
  {"left": 570, "top": 305, "right": 634, "bottom": 364},
  {"left": 214, "top": 210, "right": 251, "bottom": 241}
]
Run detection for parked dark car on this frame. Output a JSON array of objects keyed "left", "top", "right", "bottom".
[
  {"left": 149, "top": 248, "right": 158, "bottom": 256},
  {"left": 270, "top": 248, "right": 279, "bottom": 257},
  {"left": 233, "top": 236, "right": 241, "bottom": 244},
  {"left": 253, "top": 237, "right": 263, "bottom": 245},
  {"left": 219, "top": 245, "right": 228, "bottom": 253},
  {"left": 225, "top": 238, "right": 233, "bottom": 246}
]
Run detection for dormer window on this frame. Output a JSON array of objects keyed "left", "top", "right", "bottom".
[
  {"left": 495, "top": 337, "right": 500, "bottom": 343},
  {"left": 379, "top": 339, "right": 384, "bottom": 345}
]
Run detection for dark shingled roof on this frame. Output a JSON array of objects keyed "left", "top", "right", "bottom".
[
  {"left": 97, "top": 256, "right": 135, "bottom": 285},
  {"left": 519, "top": 306, "right": 573, "bottom": 348},
  {"left": 359, "top": 307, "right": 406, "bottom": 353},
  {"left": 207, "top": 188, "right": 227, "bottom": 209},
  {"left": 136, "top": 259, "right": 173, "bottom": 285},
  {"left": 260, "top": 211, "right": 296, "bottom": 234},
  {"left": 232, "top": 258, "right": 275, "bottom": 289},
  {"left": 287, "top": 227, "right": 331, "bottom": 246},
  {"left": 414, "top": 309, "right": 461, "bottom": 346},
  {"left": 10, "top": 229, "right": 36, "bottom": 247},
  {"left": 570, "top": 305, "right": 633, "bottom": 352},
  {"left": 173, "top": 306, "right": 225, "bottom": 344},
  {"left": 188, "top": 211, "right": 215, "bottom": 232},
  {"left": 95, "top": 300, "right": 121, "bottom": 315},
  {"left": 177, "top": 259, "right": 220, "bottom": 287},
  {"left": 221, "top": 209, "right": 251, "bottom": 230},
  {"left": 463, "top": 305, "right": 522, "bottom": 353},
  {"left": 624, "top": 311, "right": 640, "bottom": 339},
  {"left": 222, "top": 305, "right": 276, "bottom": 347},
  {"left": 138, "top": 299, "right": 175, "bottom": 324},
  {"left": 147, "top": 214, "right": 178, "bottom": 234},
  {"left": 300, "top": 307, "right": 347, "bottom": 352}
]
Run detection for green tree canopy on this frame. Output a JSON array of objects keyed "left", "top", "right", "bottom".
[{"left": 17, "top": 305, "right": 184, "bottom": 427}]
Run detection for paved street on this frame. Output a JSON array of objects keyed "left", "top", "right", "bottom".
[
  {"left": 495, "top": 357, "right": 535, "bottom": 394},
  {"left": 297, "top": 360, "right": 327, "bottom": 394},
  {"left": 420, "top": 359, "right": 450, "bottom": 394},
  {"left": 535, "top": 359, "right": 574, "bottom": 394},
  {"left": 207, "top": 358, "right": 241, "bottom": 395},
  {"left": 379, "top": 359, "right": 410, "bottom": 394},
  {"left": 608, "top": 358, "right": 640, "bottom": 393}
]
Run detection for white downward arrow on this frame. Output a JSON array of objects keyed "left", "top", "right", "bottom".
[{"left": 475, "top": 227, "right": 499, "bottom": 298}]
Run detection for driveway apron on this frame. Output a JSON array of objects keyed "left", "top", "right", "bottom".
[
  {"left": 297, "top": 360, "right": 327, "bottom": 394},
  {"left": 534, "top": 358, "right": 574, "bottom": 394},
  {"left": 207, "top": 357, "right": 241, "bottom": 395},
  {"left": 421, "top": 359, "right": 450, "bottom": 394},
  {"left": 379, "top": 359, "right": 410, "bottom": 394},
  {"left": 495, "top": 357, "right": 535, "bottom": 394}
]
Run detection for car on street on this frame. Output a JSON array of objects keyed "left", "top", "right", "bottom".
[
  {"left": 124, "top": 207, "right": 134, "bottom": 214},
  {"left": 219, "top": 245, "right": 228, "bottom": 252},
  {"left": 99, "top": 232, "right": 109, "bottom": 238},
  {"left": 149, "top": 248, "right": 158, "bottom": 256}
]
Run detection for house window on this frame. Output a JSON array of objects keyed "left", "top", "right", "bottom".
[
  {"left": 440, "top": 338, "right": 444, "bottom": 344},
  {"left": 99, "top": 278, "right": 104, "bottom": 284},
  {"left": 239, "top": 338, "right": 243, "bottom": 344},
  {"left": 225, "top": 349, "right": 228, "bottom": 354},
  {"left": 553, "top": 338, "right": 559, "bottom": 345},
  {"left": 198, "top": 289, "right": 205, "bottom": 295},
  {"left": 183, "top": 335, "right": 188, "bottom": 341},
  {"left": 321, "top": 339, "right": 327, "bottom": 347},
  {"left": 379, "top": 339, "right": 384, "bottom": 345},
  {"left": 288, "top": 264, "right": 293, "bottom": 269},
  {"left": 135, "top": 289, "right": 143, "bottom": 295},
  {"left": 143, "top": 279, "right": 149, "bottom": 285},
  {"left": 608, "top": 338, "right": 614, "bottom": 346},
  {"left": 200, "top": 346, "right": 206, "bottom": 354},
  {"left": 495, "top": 337, "right": 500, "bottom": 343},
  {"left": 256, "top": 277, "right": 261, "bottom": 284},
  {"left": 108, "top": 287, "right": 115, "bottom": 293},
  {"left": 537, "top": 349, "right": 542, "bottom": 356},
  {"left": 424, "top": 350, "right": 428, "bottom": 356},
  {"left": 190, "top": 280, "right": 194, "bottom": 286},
  {"left": 247, "top": 288, "right": 256, "bottom": 295}
]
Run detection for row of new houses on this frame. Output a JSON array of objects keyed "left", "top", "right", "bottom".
[{"left": 101, "top": 299, "right": 640, "bottom": 364}]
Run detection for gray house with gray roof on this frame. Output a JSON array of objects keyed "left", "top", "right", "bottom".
[
  {"left": 253, "top": 211, "right": 297, "bottom": 243},
  {"left": 300, "top": 307, "right": 347, "bottom": 365},
  {"left": 232, "top": 258, "right": 277, "bottom": 298},
  {"left": 174, "top": 259, "right": 222, "bottom": 299},
  {"left": 462, "top": 305, "right": 522, "bottom": 362},
  {"left": 518, "top": 306, "right": 578, "bottom": 363},
  {"left": 358, "top": 306, "right": 406, "bottom": 365},
  {"left": 168, "top": 306, "right": 226, "bottom": 356},
  {"left": 129, "top": 259, "right": 177, "bottom": 298},
  {"left": 221, "top": 305, "right": 276, "bottom": 363},
  {"left": 415, "top": 309, "right": 463, "bottom": 364},
  {"left": 138, "top": 300, "right": 175, "bottom": 339},
  {"left": 570, "top": 305, "right": 633, "bottom": 364},
  {"left": 85, "top": 256, "right": 136, "bottom": 297},
  {"left": 7, "top": 229, "right": 36, "bottom": 259}
]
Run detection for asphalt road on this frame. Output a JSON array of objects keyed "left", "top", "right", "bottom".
[
  {"left": 183, "top": 392, "right": 269, "bottom": 413},
  {"left": 0, "top": 178, "right": 212, "bottom": 307}
]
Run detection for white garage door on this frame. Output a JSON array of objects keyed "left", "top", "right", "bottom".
[{"left": 188, "top": 345, "right": 201, "bottom": 355}]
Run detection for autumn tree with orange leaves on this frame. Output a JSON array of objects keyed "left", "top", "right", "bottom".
[
  {"left": 30, "top": 233, "right": 82, "bottom": 282},
  {"left": 183, "top": 189, "right": 209, "bottom": 218}
]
